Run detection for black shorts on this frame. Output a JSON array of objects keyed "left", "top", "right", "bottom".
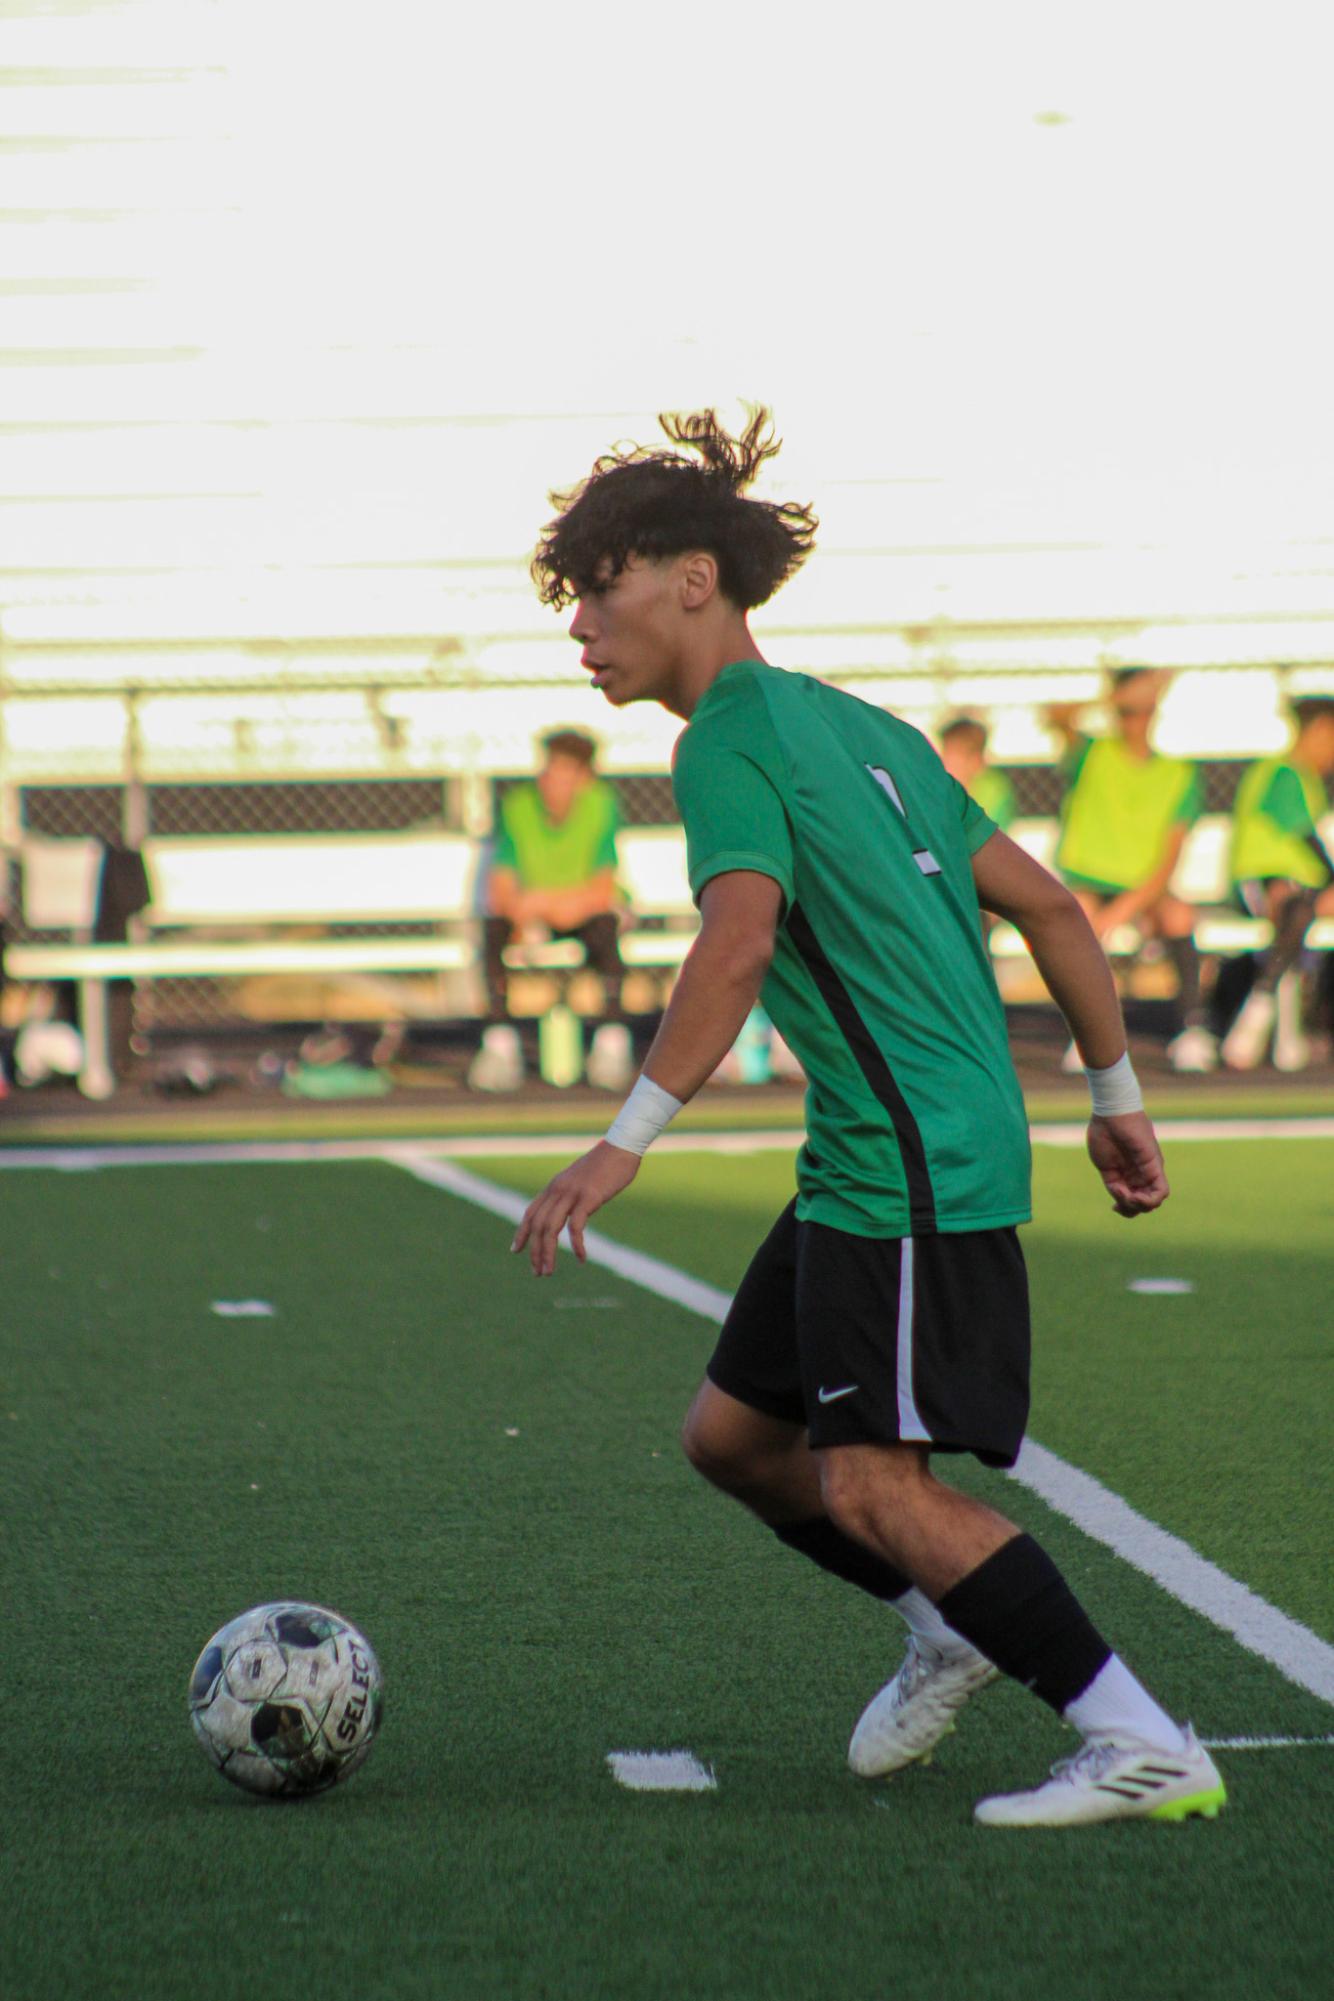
[{"left": 706, "top": 1201, "right": 1031, "bottom": 1468}]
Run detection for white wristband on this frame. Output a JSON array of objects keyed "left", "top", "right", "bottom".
[
  {"left": 1085, "top": 1051, "right": 1144, "bottom": 1118},
  {"left": 605, "top": 1074, "right": 684, "bottom": 1156}
]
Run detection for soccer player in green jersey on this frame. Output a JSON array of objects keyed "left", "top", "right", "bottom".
[
  {"left": 473, "top": 728, "right": 628, "bottom": 1090},
  {"left": 1046, "top": 673, "right": 1215, "bottom": 1073},
  {"left": 938, "top": 715, "right": 1016, "bottom": 833},
  {"left": 511, "top": 410, "right": 1226, "bottom": 1829},
  {"left": 1221, "top": 695, "right": 1334, "bottom": 1071}
]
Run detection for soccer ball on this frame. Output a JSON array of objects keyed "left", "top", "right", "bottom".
[{"left": 188, "top": 1601, "right": 383, "bottom": 1797}]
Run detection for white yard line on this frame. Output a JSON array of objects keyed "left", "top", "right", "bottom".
[
  {"left": 393, "top": 1149, "right": 1334, "bottom": 1713},
  {"left": 0, "top": 1116, "right": 1333, "bottom": 1173}
]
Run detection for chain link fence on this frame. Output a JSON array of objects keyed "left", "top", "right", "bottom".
[{"left": 2, "top": 647, "right": 1327, "bottom": 1054}]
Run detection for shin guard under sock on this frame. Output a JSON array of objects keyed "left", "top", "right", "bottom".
[{"left": 935, "top": 1533, "right": 1112, "bottom": 1713}]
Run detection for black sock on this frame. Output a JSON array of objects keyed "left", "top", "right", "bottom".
[
  {"left": 773, "top": 1517, "right": 912, "bottom": 1603},
  {"left": 1255, "top": 889, "right": 1318, "bottom": 993},
  {"left": 936, "top": 1533, "right": 1111, "bottom": 1713},
  {"left": 1165, "top": 936, "right": 1204, "bottom": 1029}
]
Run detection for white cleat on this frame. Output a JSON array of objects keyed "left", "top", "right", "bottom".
[
  {"left": 974, "top": 1727, "right": 1226, "bottom": 1828},
  {"left": 848, "top": 1639, "right": 999, "bottom": 1778},
  {"left": 1166, "top": 1026, "right": 1219, "bottom": 1073},
  {"left": 1221, "top": 990, "right": 1276, "bottom": 1071}
]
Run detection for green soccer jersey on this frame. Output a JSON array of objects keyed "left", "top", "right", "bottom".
[
  {"left": 1055, "top": 736, "right": 1201, "bottom": 893},
  {"left": 492, "top": 779, "right": 620, "bottom": 890},
  {"left": 1228, "top": 755, "right": 1333, "bottom": 890},
  {"left": 970, "top": 766, "right": 1017, "bottom": 832},
  {"left": 671, "top": 661, "right": 1031, "bottom": 1239}
]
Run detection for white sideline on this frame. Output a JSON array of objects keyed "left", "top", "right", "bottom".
[
  {"left": 1, "top": 1117, "right": 1333, "bottom": 1173},
  {"left": 1202, "top": 1734, "right": 1334, "bottom": 1750},
  {"left": 393, "top": 1150, "right": 1334, "bottom": 1713},
  {"left": 1010, "top": 1441, "right": 1334, "bottom": 1703},
  {"left": 400, "top": 1155, "right": 734, "bottom": 1324}
]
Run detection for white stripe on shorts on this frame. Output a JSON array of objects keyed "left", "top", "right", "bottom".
[{"left": 895, "top": 1238, "right": 932, "bottom": 1442}]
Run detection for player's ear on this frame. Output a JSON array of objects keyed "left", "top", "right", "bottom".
[{"left": 678, "top": 550, "right": 719, "bottom": 610}]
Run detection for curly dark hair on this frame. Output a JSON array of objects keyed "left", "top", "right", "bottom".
[{"left": 532, "top": 406, "right": 817, "bottom": 613}]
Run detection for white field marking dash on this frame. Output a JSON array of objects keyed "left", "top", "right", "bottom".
[
  {"left": 210, "top": 1299, "right": 276, "bottom": 1318},
  {"left": 397, "top": 1153, "right": 1334, "bottom": 1713},
  {"left": 1127, "top": 1278, "right": 1196, "bottom": 1295},
  {"left": 607, "top": 1750, "right": 717, "bottom": 1792}
]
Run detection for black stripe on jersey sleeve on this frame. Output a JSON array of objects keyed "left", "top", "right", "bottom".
[{"left": 785, "top": 902, "right": 937, "bottom": 1234}]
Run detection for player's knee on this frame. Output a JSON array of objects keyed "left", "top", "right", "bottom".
[
  {"left": 680, "top": 1403, "right": 766, "bottom": 1494},
  {"left": 681, "top": 1410, "right": 745, "bottom": 1491}
]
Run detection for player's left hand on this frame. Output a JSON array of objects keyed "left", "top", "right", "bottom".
[
  {"left": 1086, "top": 1110, "right": 1170, "bottom": 1217},
  {"left": 511, "top": 1140, "right": 641, "bottom": 1276}
]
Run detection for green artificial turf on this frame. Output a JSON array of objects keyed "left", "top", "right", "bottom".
[{"left": 1, "top": 1149, "right": 1331, "bottom": 2001}]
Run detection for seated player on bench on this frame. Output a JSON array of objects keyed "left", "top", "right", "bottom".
[
  {"left": 472, "top": 728, "right": 628, "bottom": 1090},
  {"left": 1045, "top": 669, "right": 1214, "bottom": 1072},
  {"left": 938, "top": 714, "right": 1016, "bottom": 834},
  {"left": 1221, "top": 693, "right": 1334, "bottom": 1071}
]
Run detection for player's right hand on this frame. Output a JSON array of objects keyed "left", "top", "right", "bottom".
[
  {"left": 510, "top": 1139, "right": 641, "bottom": 1276},
  {"left": 1086, "top": 1111, "right": 1170, "bottom": 1217}
]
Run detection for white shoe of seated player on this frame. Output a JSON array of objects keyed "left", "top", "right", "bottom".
[
  {"left": 1221, "top": 990, "right": 1276, "bottom": 1070},
  {"left": 1166, "top": 1025, "right": 1219, "bottom": 1073},
  {"left": 586, "top": 1021, "right": 633, "bottom": 1091},
  {"left": 974, "top": 1727, "right": 1226, "bottom": 1828},
  {"left": 467, "top": 1023, "right": 524, "bottom": 1092},
  {"left": 848, "top": 1638, "right": 999, "bottom": 1778}
]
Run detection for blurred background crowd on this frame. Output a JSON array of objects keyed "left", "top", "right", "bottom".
[{"left": 1, "top": 1, "right": 1331, "bottom": 1108}]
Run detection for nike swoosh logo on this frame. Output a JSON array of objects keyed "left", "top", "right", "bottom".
[{"left": 817, "top": 1384, "right": 859, "bottom": 1404}]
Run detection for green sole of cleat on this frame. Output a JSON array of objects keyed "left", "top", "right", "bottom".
[{"left": 1149, "top": 1787, "right": 1228, "bottom": 1822}]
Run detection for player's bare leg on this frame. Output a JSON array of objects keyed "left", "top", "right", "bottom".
[
  {"left": 817, "top": 1441, "right": 1018, "bottom": 1598},
  {"left": 681, "top": 1380, "right": 822, "bottom": 1521},
  {"left": 682, "top": 1382, "right": 998, "bottom": 1774}
]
